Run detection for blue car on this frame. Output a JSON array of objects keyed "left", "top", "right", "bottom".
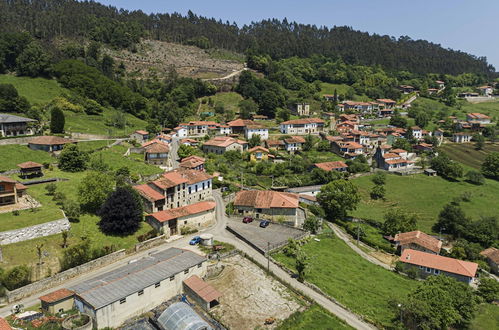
[
  {"left": 259, "top": 220, "right": 270, "bottom": 228},
  {"left": 189, "top": 236, "right": 201, "bottom": 245}
]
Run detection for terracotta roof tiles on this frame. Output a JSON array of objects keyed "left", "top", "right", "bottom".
[
  {"left": 133, "top": 184, "right": 165, "bottom": 202},
  {"left": 39, "top": 288, "right": 74, "bottom": 303},
  {"left": 400, "top": 249, "right": 478, "bottom": 278},
  {"left": 234, "top": 190, "right": 299, "bottom": 209},
  {"left": 394, "top": 231, "right": 442, "bottom": 253},
  {"left": 314, "top": 161, "right": 348, "bottom": 171},
  {"left": 149, "top": 201, "right": 216, "bottom": 223},
  {"left": 17, "top": 161, "right": 43, "bottom": 169},
  {"left": 29, "top": 136, "right": 75, "bottom": 145},
  {"left": 183, "top": 275, "right": 222, "bottom": 303}
]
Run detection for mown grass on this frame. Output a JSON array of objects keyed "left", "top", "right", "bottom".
[
  {"left": 76, "top": 140, "right": 115, "bottom": 152},
  {"left": 0, "top": 144, "right": 55, "bottom": 171},
  {"left": 64, "top": 108, "right": 147, "bottom": 137},
  {"left": 273, "top": 233, "right": 416, "bottom": 328},
  {"left": 351, "top": 173, "right": 499, "bottom": 233},
  {"left": 319, "top": 82, "right": 354, "bottom": 96},
  {"left": 461, "top": 99, "right": 499, "bottom": 120},
  {"left": 0, "top": 74, "right": 68, "bottom": 104},
  {"left": 440, "top": 142, "right": 499, "bottom": 170},
  {"left": 471, "top": 303, "right": 499, "bottom": 330},
  {"left": 277, "top": 304, "right": 353, "bottom": 330},
  {"left": 199, "top": 92, "right": 244, "bottom": 115}
]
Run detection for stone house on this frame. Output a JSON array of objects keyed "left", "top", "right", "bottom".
[
  {"left": 233, "top": 190, "right": 299, "bottom": 222},
  {"left": 143, "top": 141, "right": 170, "bottom": 166},
  {"left": 39, "top": 288, "right": 75, "bottom": 314},
  {"left": 130, "top": 130, "right": 149, "bottom": 143},
  {"left": 0, "top": 113, "right": 36, "bottom": 137},
  {"left": 280, "top": 118, "right": 325, "bottom": 135},
  {"left": 294, "top": 103, "right": 310, "bottom": 116},
  {"left": 28, "top": 136, "right": 76, "bottom": 152},
  {"left": 394, "top": 231, "right": 442, "bottom": 255},
  {"left": 480, "top": 247, "right": 499, "bottom": 275},
  {"left": 284, "top": 136, "right": 306, "bottom": 153},
  {"left": 202, "top": 136, "right": 248, "bottom": 154},
  {"left": 452, "top": 132, "right": 473, "bottom": 143},
  {"left": 314, "top": 161, "right": 349, "bottom": 172},
  {"left": 179, "top": 156, "right": 205, "bottom": 171}
]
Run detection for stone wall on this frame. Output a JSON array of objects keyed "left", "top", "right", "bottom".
[
  {"left": 0, "top": 218, "right": 70, "bottom": 245},
  {"left": 6, "top": 249, "right": 127, "bottom": 302},
  {"left": 0, "top": 136, "right": 32, "bottom": 145},
  {"left": 134, "top": 235, "right": 167, "bottom": 252}
]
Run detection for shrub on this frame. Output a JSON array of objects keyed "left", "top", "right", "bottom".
[
  {"left": 2, "top": 265, "right": 32, "bottom": 290},
  {"left": 180, "top": 226, "right": 198, "bottom": 235},
  {"left": 45, "top": 183, "right": 57, "bottom": 196}
]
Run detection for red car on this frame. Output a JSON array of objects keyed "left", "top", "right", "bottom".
[{"left": 242, "top": 216, "right": 254, "bottom": 223}]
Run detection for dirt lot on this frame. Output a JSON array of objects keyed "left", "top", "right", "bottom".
[
  {"left": 207, "top": 254, "right": 302, "bottom": 329},
  {"left": 104, "top": 40, "right": 244, "bottom": 79}
]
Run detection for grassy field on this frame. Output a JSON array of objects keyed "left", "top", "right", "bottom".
[
  {"left": 351, "top": 173, "right": 499, "bottom": 233},
  {"left": 440, "top": 142, "right": 499, "bottom": 170},
  {"left": 64, "top": 108, "right": 147, "bottom": 137},
  {"left": 0, "top": 144, "right": 55, "bottom": 171},
  {"left": 319, "top": 82, "right": 354, "bottom": 96},
  {"left": 0, "top": 74, "right": 68, "bottom": 104},
  {"left": 471, "top": 304, "right": 499, "bottom": 330},
  {"left": 76, "top": 140, "right": 115, "bottom": 152},
  {"left": 273, "top": 232, "right": 417, "bottom": 328},
  {"left": 277, "top": 304, "right": 353, "bottom": 330},
  {"left": 462, "top": 99, "right": 499, "bottom": 120},
  {"left": 199, "top": 92, "right": 244, "bottom": 115}
]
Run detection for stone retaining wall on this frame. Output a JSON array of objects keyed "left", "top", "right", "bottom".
[
  {"left": 0, "top": 218, "right": 70, "bottom": 245},
  {"left": 6, "top": 249, "right": 127, "bottom": 302},
  {"left": 134, "top": 235, "right": 167, "bottom": 252}
]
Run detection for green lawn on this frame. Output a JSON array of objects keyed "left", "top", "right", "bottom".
[
  {"left": 461, "top": 99, "right": 499, "bottom": 120},
  {"left": 273, "top": 233, "right": 417, "bottom": 328},
  {"left": 64, "top": 108, "right": 147, "bottom": 137},
  {"left": 199, "top": 92, "right": 244, "bottom": 115},
  {"left": 0, "top": 74, "right": 68, "bottom": 104},
  {"left": 319, "top": 82, "right": 354, "bottom": 96},
  {"left": 440, "top": 142, "right": 499, "bottom": 170},
  {"left": 471, "top": 304, "right": 499, "bottom": 330},
  {"left": 351, "top": 173, "right": 499, "bottom": 233},
  {"left": 76, "top": 140, "right": 115, "bottom": 152},
  {"left": 277, "top": 304, "right": 353, "bottom": 330},
  {"left": 0, "top": 144, "right": 55, "bottom": 171}
]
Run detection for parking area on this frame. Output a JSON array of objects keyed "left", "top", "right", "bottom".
[{"left": 227, "top": 217, "right": 307, "bottom": 254}]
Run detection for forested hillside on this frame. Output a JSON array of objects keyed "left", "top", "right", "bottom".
[{"left": 0, "top": 0, "right": 495, "bottom": 76}]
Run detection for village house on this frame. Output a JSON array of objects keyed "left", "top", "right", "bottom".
[
  {"left": 179, "top": 156, "right": 205, "bottom": 171},
  {"left": 0, "top": 113, "right": 36, "bottom": 137},
  {"left": 399, "top": 85, "right": 416, "bottom": 94},
  {"left": 410, "top": 126, "right": 423, "bottom": 140},
  {"left": 374, "top": 146, "right": 414, "bottom": 172},
  {"left": 332, "top": 141, "right": 364, "bottom": 158},
  {"left": 130, "top": 130, "right": 150, "bottom": 143},
  {"left": 248, "top": 146, "right": 272, "bottom": 162},
  {"left": 394, "top": 231, "right": 442, "bottom": 255},
  {"left": 0, "top": 176, "right": 27, "bottom": 207},
  {"left": 452, "top": 132, "right": 473, "bottom": 143},
  {"left": 252, "top": 114, "right": 269, "bottom": 121},
  {"left": 28, "top": 136, "right": 76, "bottom": 152},
  {"left": 378, "top": 108, "right": 394, "bottom": 117},
  {"left": 133, "top": 169, "right": 212, "bottom": 213},
  {"left": 323, "top": 94, "right": 336, "bottom": 101},
  {"left": 458, "top": 92, "right": 479, "bottom": 98},
  {"left": 17, "top": 161, "right": 43, "bottom": 178},
  {"left": 427, "top": 88, "right": 439, "bottom": 95},
  {"left": 69, "top": 248, "right": 207, "bottom": 329},
  {"left": 284, "top": 136, "right": 306, "bottom": 153},
  {"left": 322, "top": 112, "right": 335, "bottom": 122},
  {"left": 179, "top": 121, "right": 219, "bottom": 136},
  {"left": 180, "top": 138, "right": 199, "bottom": 146},
  {"left": 339, "top": 114, "right": 360, "bottom": 124},
  {"left": 477, "top": 85, "right": 493, "bottom": 96},
  {"left": 227, "top": 119, "right": 255, "bottom": 135},
  {"left": 399, "top": 249, "right": 478, "bottom": 284},
  {"left": 0, "top": 318, "right": 11, "bottom": 330},
  {"left": 341, "top": 101, "right": 374, "bottom": 114},
  {"left": 218, "top": 124, "right": 232, "bottom": 135},
  {"left": 265, "top": 139, "right": 285, "bottom": 150},
  {"left": 294, "top": 103, "right": 310, "bottom": 116},
  {"left": 480, "top": 247, "right": 499, "bottom": 275},
  {"left": 413, "top": 143, "right": 433, "bottom": 153},
  {"left": 244, "top": 123, "right": 269, "bottom": 140},
  {"left": 183, "top": 275, "right": 222, "bottom": 311},
  {"left": 313, "top": 161, "right": 349, "bottom": 172},
  {"left": 336, "top": 121, "right": 358, "bottom": 133},
  {"left": 376, "top": 99, "right": 397, "bottom": 109},
  {"left": 280, "top": 118, "right": 325, "bottom": 135},
  {"left": 173, "top": 126, "right": 188, "bottom": 138},
  {"left": 146, "top": 201, "right": 216, "bottom": 236},
  {"left": 466, "top": 113, "right": 491, "bottom": 124},
  {"left": 436, "top": 80, "right": 445, "bottom": 89},
  {"left": 233, "top": 190, "right": 300, "bottom": 223},
  {"left": 39, "top": 289, "right": 75, "bottom": 314},
  {"left": 143, "top": 141, "right": 170, "bottom": 166},
  {"left": 202, "top": 136, "right": 248, "bottom": 154}
]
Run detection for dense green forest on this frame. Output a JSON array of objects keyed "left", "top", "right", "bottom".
[{"left": 0, "top": 0, "right": 495, "bottom": 76}]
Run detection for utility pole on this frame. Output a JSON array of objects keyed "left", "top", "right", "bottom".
[{"left": 267, "top": 242, "right": 270, "bottom": 274}]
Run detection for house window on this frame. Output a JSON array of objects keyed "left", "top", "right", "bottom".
[
  {"left": 138, "top": 290, "right": 144, "bottom": 296},
  {"left": 202, "top": 182, "right": 205, "bottom": 189},
  {"left": 184, "top": 220, "right": 188, "bottom": 225},
  {"left": 120, "top": 298, "right": 126, "bottom": 304},
  {"left": 425, "top": 267, "right": 432, "bottom": 273},
  {"left": 434, "top": 269, "right": 440, "bottom": 275},
  {"left": 188, "top": 187, "right": 192, "bottom": 194},
  {"left": 184, "top": 269, "right": 189, "bottom": 274},
  {"left": 207, "top": 181, "right": 210, "bottom": 188},
  {"left": 170, "top": 275, "right": 175, "bottom": 281},
  {"left": 155, "top": 282, "right": 161, "bottom": 288}
]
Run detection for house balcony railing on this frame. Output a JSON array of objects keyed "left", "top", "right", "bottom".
[{"left": 0, "top": 190, "right": 16, "bottom": 196}]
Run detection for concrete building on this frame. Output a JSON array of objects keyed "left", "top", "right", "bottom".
[
  {"left": 283, "top": 136, "right": 306, "bottom": 153},
  {"left": 399, "top": 249, "right": 478, "bottom": 284},
  {"left": 202, "top": 136, "right": 248, "bottom": 154},
  {"left": 28, "top": 136, "right": 76, "bottom": 152},
  {"left": 179, "top": 121, "right": 219, "bottom": 137},
  {"left": 70, "top": 248, "right": 207, "bottom": 329},
  {"left": 452, "top": 132, "right": 473, "bottom": 143},
  {"left": 244, "top": 124, "right": 269, "bottom": 140},
  {"left": 130, "top": 130, "right": 149, "bottom": 143},
  {"left": 134, "top": 169, "right": 212, "bottom": 213},
  {"left": 143, "top": 141, "right": 170, "bottom": 166},
  {"left": 233, "top": 190, "right": 299, "bottom": 222},
  {"left": 0, "top": 113, "right": 36, "bottom": 137},
  {"left": 294, "top": 103, "right": 310, "bottom": 116},
  {"left": 146, "top": 201, "right": 216, "bottom": 236},
  {"left": 466, "top": 113, "right": 491, "bottom": 124},
  {"left": 279, "top": 118, "right": 325, "bottom": 135},
  {"left": 394, "top": 231, "right": 442, "bottom": 255},
  {"left": 183, "top": 275, "right": 221, "bottom": 311},
  {"left": 39, "top": 288, "right": 75, "bottom": 314}
]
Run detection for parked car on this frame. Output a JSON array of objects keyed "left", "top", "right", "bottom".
[
  {"left": 259, "top": 220, "right": 270, "bottom": 228},
  {"left": 189, "top": 236, "right": 201, "bottom": 245},
  {"left": 242, "top": 216, "right": 254, "bottom": 223}
]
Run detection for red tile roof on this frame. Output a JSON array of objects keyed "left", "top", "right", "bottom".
[
  {"left": 376, "top": 98, "right": 396, "bottom": 104},
  {"left": 29, "top": 136, "right": 75, "bottom": 145},
  {"left": 179, "top": 156, "right": 205, "bottom": 169},
  {"left": 383, "top": 153, "right": 401, "bottom": 159},
  {"left": 390, "top": 149, "right": 407, "bottom": 154},
  {"left": 480, "top": 247, "right": 499, "bottom": 264},
  {"left": 145, "top": 142, "right": 170, "bottom": 153},
  {"left": 39, "top": 288, "right": 74, "bottom": 303},
  {"left": 149, "top": 201, "right": 216, "bottom": 222},
  {"left": 0, "top": 176, "right": 16, "bottom": 183},
  {"left": 0, "top": 318, "right": 11, "bottom": 330},
  {"left": 248, "top": 146, "right": 269, "bottom": 154},
  {"left": 17, "top": 161, "right": 43, "bottom": 169},
  {"left": 227, "top": 119, "right": 255, "bottom": 127},
  {"left": 280, "top": 118, "right": 325, "bottom": 125},
  {"left": 180, "top": 138, "right": 198, "bottom": 144},
  {"left": 153, "top": 172, "right": 189, "bottom": 189},
  {"left": 234, "top": 190, "right": 299, "bottom": 209},
  {"left": 134, "top": 130, "right": 149, "bottom": 135},
  {"left": 133, "top": 184, "right": 165, "bottom": 202},
  {"left": 266, "top": 140, "right": 285, "bottom": 147},
  {"left": 181, "top": 121, "right": 219, "bottom": 127},
  {"left": 394, "top": 231, "right": 442, "bottom": 253},
  {"left": 400, "top": 249, "right": 478, "bottom": 278},
  {"left": 15, "top": 183, "right": 27, "bottom": 190},
  {"left": 204, "top": 136, "right": 247, "bottom": 148},
  {"left": 166, "top": 168, "right": 212, "bottom": 185},
  {"left": 284, "top": 136, "right": 306, "bottom": 144},
  {"left": 385, "top": 158, "right": 411, "bottom": 165},
  {"left": 467, "top": 113, "right": 491, "bottom": 119},
  {"left": 314, "top": 161, "right": 348, "bottom": 171},
  {"left": 183, "top": 275, "right": 222, "bottom": 303}
]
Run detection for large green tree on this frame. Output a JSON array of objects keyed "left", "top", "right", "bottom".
[
  {"left": 433, "top": 203, "right": 471, "bottom": 238},
  {"left": 98, "top": 187, "right": 143, "bottom": 235},
  {"left": 58, "top": 144, "right": 88, "bottom": 172},
  {"left": 50, "top": 107, "right": 65, "bottom": 133},
  {"left": 481, "top": 152, "right": 499, "bottom": 180},
  {"left": 78, "top": 171, "right": 114, "bottom": 213},
  {"left": 382, "top": 209, "right": 418, "bottom": 236},
  {"left": 15, "top": 41, "right": 51, "bottom": 77},
  {"left": 317, "top": 179, "right": 360, "bottom": 221}
]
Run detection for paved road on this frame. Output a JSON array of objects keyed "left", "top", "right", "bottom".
[
  {"left": 202, "top": 67, "right": 248, "bottom": 81},
  {"left": 0, "top": 191, "right": 375, "bottom": 329},
  {"left": 169, "top": 137, "right": 180, "bottom": 169}
]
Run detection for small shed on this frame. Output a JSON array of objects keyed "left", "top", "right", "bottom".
[
  {"left": 39, "top": 288, "right": 74, "bottom": 314},
  {"left": 199, "top": 234, "right": 213, "bottom": 246},
  {"left": 183, "top": 275, "right": 221, "bottom": 310},
  {"left": 424, "top": 169, "right": 437, "bottom": 177},
  {"left": 17, "top": 161, "right": 43, "bottom": 178}
]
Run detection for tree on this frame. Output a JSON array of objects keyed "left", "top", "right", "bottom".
[
  {"left": 177, "top": 144, "right": 197, "bottom": 159},
  {"left": 115, "top": 166, "right": 131, "bottom": 186},
  {"left": 392, "top": 138, "right": 412, "bottom": 152},
  {"left": 145, "top": 122, "right": 161, "bottom": 136},
  {"left": 317, "top": 180, "right": 360, "bottom": 221},
  {"left": 295, "top": 249, "right": 309, "bottom": 282},
  {"left": 78, "top": 171, "right": 114, "bottom": 213},
  {"left": 382, "top": 209, "right": 417, "bottom": 236},
  {"left": 371, "top": 172, "right": 387, "bottom": 185},
  {"left": 482, "top": 152, "right": 499, "bottom": 180},
  {"left": 464, "top": 216, "right": 498, "bottom": 247},
  {"left": 370, "top": 184, "right": 385, "bottom": 200},
  {"left": 473, "top": 133, "right": 485, "bottom": 150},
  {"left": 414, "top": 111, "right": 430, "bottom": 128},
  {"left": 0, "top": 84, "right": 30, "bottom": 113},
  {"left": 45, "top": 183, "right": 57, "bottom": 196},
  {"left": 50, "top": 107, "right": 65, "bottom": 133},
  {"left": 61, "top": 230, "right": 70, "bottom": 248},
  {"left": 477, "top": 278, "right": 499, "bottom": 303},
  {"left": 60, "top": 239, "right": 92, "bottom": 270},
  {"left": 431, "top": 153, "right": 463, "bottom": 180},
  {"left": 63, "top": 199, "right": 81, "bottom": 222},
  {"left": 303, "top": 215, "right": 320, "bottom": 234},
  {"left": 389, "top": 115, "right": 407, "bottom": 128},
  {"left": 2, "top": 265, "right": 31, "bottom": 290},
  {"left": 276, "top": 107, "right": 290, "bottom": 122},
  {"left": 401, "top": 275, "right": 478, "bottom": 330},
  {"left": 303, "top": 134, "right": 315, "bottom": 151},
  {"left": 465, "top": 170, "right": 484, "bottom": 185},
  {"left": 15, "top": 42, "right": 50, "bottom": 77},
  {"left": 58, "top": 144, "right": 88, "bottom": 172},
  {"left": 433, "top": 203, "right": 470, "bottom": 238},
  {"left": 248, "top": 134, "right": 261, "bottom": 148},
  {"left": 98, "top": 187, "right": 143, "bottom": 235}
]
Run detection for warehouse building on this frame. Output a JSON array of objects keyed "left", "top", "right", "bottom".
[{"left": 69, "top": 248, "right": 207, "bottom": 329}]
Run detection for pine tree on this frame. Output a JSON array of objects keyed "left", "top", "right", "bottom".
[
  {"left": 50, "top": 107, "right": 65, "bottom": 133},
  {"left": 98, "top": 187, "right": 143, "bottom": 235}
]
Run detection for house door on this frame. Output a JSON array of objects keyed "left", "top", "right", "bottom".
[{"left": 169, "top": 219, "right": 178, "bottom": 235}]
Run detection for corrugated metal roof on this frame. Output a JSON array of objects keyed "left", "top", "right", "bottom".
[{"left": 70, "top": 248, "right": 205, "bottom": 310}]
